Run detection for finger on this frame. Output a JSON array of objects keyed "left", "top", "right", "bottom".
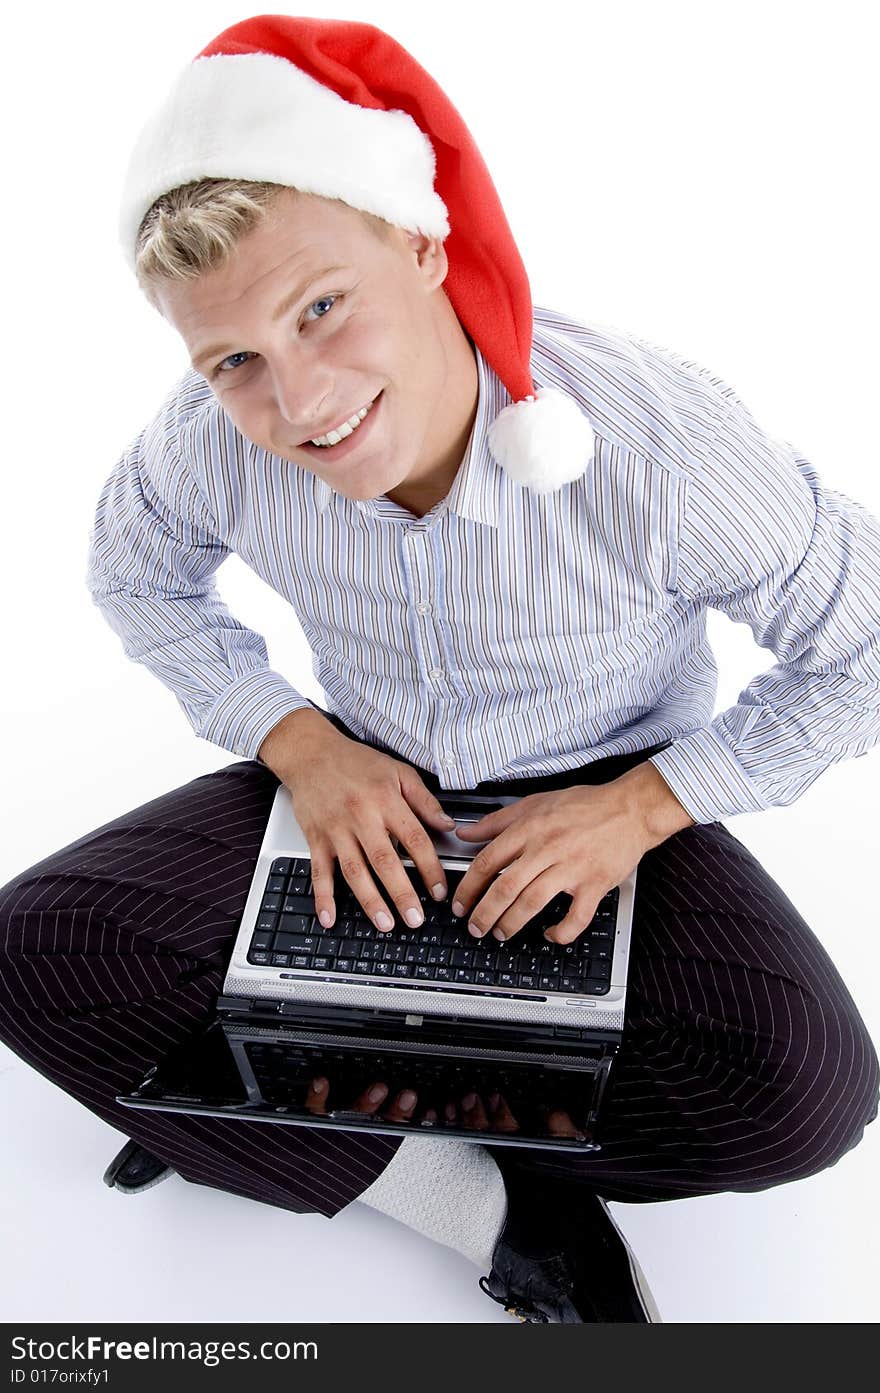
[
  {"left": 422, "top": 1107, "right": 439, "bottom": 1124},
  {"left": 477, "top": 865, "right": 558, "bottom": 944},
  {"left": 443, "top": 1099, "right": 459, "bottom": 1126},
  {"left": 349, "top": 1080, "right": 390, "bottom": 1113},
  {"left": 390, "top": 802, "right": 451, "bottom": 907},
  {"left": 397, "top": 767, "right": 460, "bottom": 840},
  {"left": 359, "top": 826, "right": 443, "bottom": 932},
  {"left": 543, "top": 892, "right": 602, "bottom": 945},
  {"left": 546, "top": 1108, "right": 587, "bottom": 1140},
  {"left": 488, "top": 1092, "right": 521, "bottom": 1133},
  {"left": 308, "top": 850, "right": 338, "bottom": 930},
  {"left": 460, "top": 1091, "right": 490, "bottom": 1131},
  {"left": 452, "top": 854, "right": 521, "bottom": 937},
  {"left": 382, "top": 1088, "right": 419, "bottom": 1123},
  {"left": 334, "top": 834, "right": 417, "bottom": 934},
  {"left": 304, "top": 1076, "right": 330, "bottom": 1115},
  {"left": 451, "top": 799, "right": 524, "bottom": 841}
]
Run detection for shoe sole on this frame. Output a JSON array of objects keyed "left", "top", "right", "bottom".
[
  {"left": 108, "top": 1168, "right": 174, "bottom": 1195},
  {"left": 596, "top": 1197, "right": 663, "bottom": 1323}
]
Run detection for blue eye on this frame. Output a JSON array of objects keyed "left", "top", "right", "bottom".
[
  {"left": 213, "top": 296, "right": 338, "bottom": 376},
  {"left": 303, "top": 295, "right": 337, "bottom": 322},
  {"left": 216, "top": 351, "right": 253, "bottom": 374}
]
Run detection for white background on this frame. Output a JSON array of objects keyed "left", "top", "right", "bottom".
[{"left": 1, "top": 0, "right": 877, "bottom": 1323}]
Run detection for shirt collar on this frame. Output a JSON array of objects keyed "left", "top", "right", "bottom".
[{"left": 312, "top": 341, "right": 507, "bottom": 527}]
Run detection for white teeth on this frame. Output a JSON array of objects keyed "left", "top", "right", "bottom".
[{"left": 310, "top": 398, "right": 376, "bottom": 448}]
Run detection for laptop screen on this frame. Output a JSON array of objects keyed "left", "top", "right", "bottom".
[{"left": 119, "top": 1017, "right": 614, "bottom": 1153}]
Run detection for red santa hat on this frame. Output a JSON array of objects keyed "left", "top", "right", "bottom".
[{"left": 118, "top": 13, "right": 595, "bottom": 494}]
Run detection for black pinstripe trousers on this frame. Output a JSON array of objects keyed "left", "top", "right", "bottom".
[{"left": 0, "top": 722, "right": 876, "bottom": 1218}]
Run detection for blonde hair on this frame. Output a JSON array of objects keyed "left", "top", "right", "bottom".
[{"left": 134, "top": 178, "right": 394, "bottom": 308}]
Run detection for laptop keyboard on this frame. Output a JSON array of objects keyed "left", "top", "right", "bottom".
[{"left": 245, "top": 857, "right": 615, "bottom": 997}]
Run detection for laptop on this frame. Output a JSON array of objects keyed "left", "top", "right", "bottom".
[{"left": 117, "top": 783, "right": 639, "bottom": 1152}]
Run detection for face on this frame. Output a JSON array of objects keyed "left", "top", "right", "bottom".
[{"left": 156, "top": 189, "right": 478, "bottom": 509}]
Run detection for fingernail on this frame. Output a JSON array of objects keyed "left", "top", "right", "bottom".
[
  {"left": 376, "top": 912, "right": 394, "bottom": 931},
  {"left": 398, "top": 1089, "right": 417, "bottom": 1109},
  {"left": 441, "top": 815, "right": 456, "bottom": 826},
  {"left": 319, "top": 910, "right": 331, "bottom": 927},
  {"left": 432, "top": 883, "right": 447, "bottom": 900},
  {"left": 488, "top": 1092, "right": 500, "bottom": 1110},
  {"left": 405, "top": 907, "right": 424, "bottom": 927},
  {"left": 492, "top": 928, "right": 505, "bottom": 940},
  {"left": 468, "top": 923, "right": 484, "bottom": 937},
  {"left": 452, "top": 899, "right": 464, "bottom": 916},
  {"left": 461, "top": 1092, "right": 477, "bottom": 1110},
  {"left": 368, "top": 1083, "right": 386, "bottom": 1103}
]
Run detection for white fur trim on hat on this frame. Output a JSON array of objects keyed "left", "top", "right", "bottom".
[
  {"left": 486, "top": 388, "right": 596, "bottom": 493},
  {"left": 119, "top": 51, "right": 450, "bottom": 267}
]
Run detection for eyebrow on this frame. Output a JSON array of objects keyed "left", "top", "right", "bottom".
[{"left": 190, "top": 265, "right": 349, "bottom": 370}]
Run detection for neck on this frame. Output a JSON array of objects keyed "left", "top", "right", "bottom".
[{"left": 386, "top": 329, "right": 478, "bottom": 517}]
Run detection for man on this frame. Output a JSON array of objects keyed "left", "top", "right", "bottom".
[{"left": 0, "top": 14, "right": 877, "bottom": 1324}]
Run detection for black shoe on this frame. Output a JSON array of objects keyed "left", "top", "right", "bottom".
[
  {"left": 479, "top": 1170, "right": 660, "bottom": 1323},
  {"left": 102, "top": 1139, "right": 175, "bottom": 1194}
]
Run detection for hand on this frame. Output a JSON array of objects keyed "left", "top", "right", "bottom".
[
  {"left": 450, "top": 780, "right": 653, "bottom": 944},
  {"left": 444, "top": 1090, "right": 586, "bottom": 1140},
  {"left": 274, "top": 723, "right": 455, "bottom": 934},
  {"left": 305, "top": 1076, "right": 419, "bottom": 1123}
]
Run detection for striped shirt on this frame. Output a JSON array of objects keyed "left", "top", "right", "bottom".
[{"left": 85, "top": 306, "right": 880, "bottom": 824}]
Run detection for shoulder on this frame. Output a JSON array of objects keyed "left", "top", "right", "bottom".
[
  {"left": 531, "top": 305, "right": 740, "bottom": 478},
  {"left": 140, "top": 366, "right": 229, "bottom": 465}
]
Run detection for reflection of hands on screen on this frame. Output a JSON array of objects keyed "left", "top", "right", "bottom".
[
  {"left": 305, "top": 1075, "right": 418, "bottom": 1123},
  {"left": 304, "top": 1075, "right": 585, "bottom": 1139},
  {"left": 445, "top": 1090, "right": 586, "bottom": 1140}
]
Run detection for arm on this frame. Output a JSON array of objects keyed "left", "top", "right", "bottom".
[
  {"left": 85, "top": 427, "right": 317, "bottom": 760},
  {"left": 646, "top": 393, "right": 880, "bottom": 824}
]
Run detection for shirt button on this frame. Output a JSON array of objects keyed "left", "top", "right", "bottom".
[
  {"left": 428, "top": 667, "right": 444, "bottom": 680},
  {"left": 442, "top": 754, "right": 456, "bottom": 766},
  {"left": 415, "top": 602, "right": 432, "bottom": 615}
]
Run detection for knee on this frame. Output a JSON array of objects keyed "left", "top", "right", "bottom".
[{"left": 741, "top": 989, "right": 880, "bottom": 1187}]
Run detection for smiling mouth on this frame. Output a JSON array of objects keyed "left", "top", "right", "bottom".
[{"left": 302, "top": 392, "right": 382, "bottom": 448}]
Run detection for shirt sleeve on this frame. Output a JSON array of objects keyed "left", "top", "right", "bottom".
[
  {"left": 85, "top": 428, "right": 317, "bottom": 760},
  {"left": 646, "top": 392, "right": 880, "bottom": 823}
]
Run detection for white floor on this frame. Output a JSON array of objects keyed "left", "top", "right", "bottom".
[{"left": 2, "top": 1033, "right": 875, "bottom": 1323}]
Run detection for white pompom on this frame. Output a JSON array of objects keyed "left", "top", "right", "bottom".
[{"left": 486, "top": 387, "right": 595, "bottom": 494}]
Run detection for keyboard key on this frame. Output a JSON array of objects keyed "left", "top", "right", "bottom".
[
  {"left": 266, "top": 876, "right": 287, "bottom": 895},
  {"left": 256, "top": 914, "right": 278, "bottom": 933},
  {"left": 251, "top": 933, "right": 273, "bottom": 951},
  {"left": 275, "top": 932, "right": 317, "bottom": 953},
  {"left": 271, "top": 953, "right": 291, "bottom": 966},
  {"left": 270, "top": 858, "right": 294, "bottom": 876},
  {"left": 278, "top": 913, "right": 313, "bottom": 934},
  {"left": 248, "top": 951, "right": 271, "bottom": 965}
]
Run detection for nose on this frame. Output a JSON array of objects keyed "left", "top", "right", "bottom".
[{"left": 267, "top": 355, "right": 333, "bottom": 437}]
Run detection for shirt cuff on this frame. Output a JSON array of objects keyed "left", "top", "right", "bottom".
[
  {"left": 196, "top": 669, "right": 318, "bottom": 761},
  {"left": 645, "top": 723, "right": 773, "bottom": 824}
]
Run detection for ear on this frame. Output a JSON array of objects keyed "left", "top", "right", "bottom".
[{"left": 404, "top": 231, "right": 448, "bottom": 292}]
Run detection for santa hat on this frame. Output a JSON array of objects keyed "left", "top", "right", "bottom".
[{"left": 118, "top": 14, "right": 595, "bottom": 495}]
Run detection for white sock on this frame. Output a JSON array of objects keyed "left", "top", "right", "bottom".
[{"left": 356, "top": 1135, "right": 508, "bottom": 1272}]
